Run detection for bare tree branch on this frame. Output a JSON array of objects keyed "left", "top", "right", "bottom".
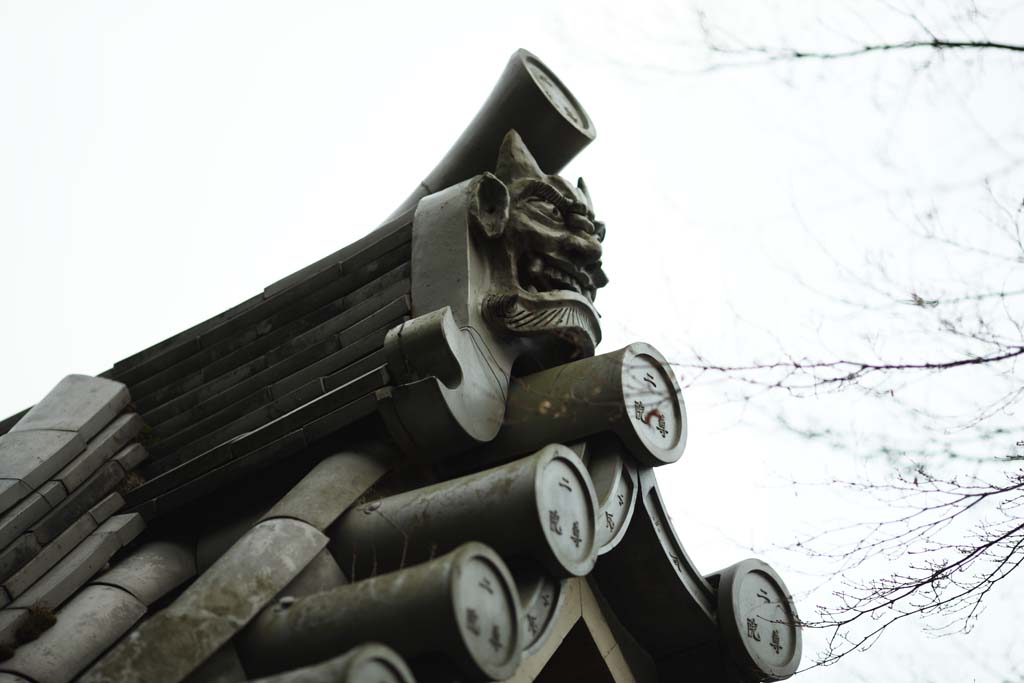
[
  {"left": 689, "top": 0, "right": 1024, "bottom": 669},
  {"left": 722, "top": 39, "right": 1024, "bottom": 63}
]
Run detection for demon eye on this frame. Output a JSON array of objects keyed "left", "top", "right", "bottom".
[{"left": 526, "top": 197, "right": 563, "bottom": 220}]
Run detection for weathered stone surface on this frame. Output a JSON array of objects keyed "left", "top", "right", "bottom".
[
  {"left": 127, "top": 441, "right": 234, "bottom": 503},
  {"left": 245, "top": 643, "right": 416, "bottom": 683},
  {"left": 32, "top": 461, "right": 124, "bottom": 545},
  {"left": 319, "top": 349, "right": 388, "bottom": 393},
  {"left": 181, "top": 643, "right": 247, "bottom": 683},
  {"left": 149, "top": 287, "right": 401, "bottom": 463},
  {"left": 0, "top": 534, "right": 41, "bottom": 585},
  {"left": 195, "top": 509, "right": 264, "bottom": 574},
  {"left": 241, "top": 543, "right": 520, "bottom": 681},
  {"left": 277, "top": 549, "right": 347, "bottom": 599},
  {"left": 127, "top": 430, "right": 308, "bottom": 521},
  {"left": 0, "top": 608, "right": 27, "bottom": 644},
  {"left": 0, "top": 671, "right": 32, "bottom": 682},
  {"left": 0, "top": 430, "right": 84, "bottom": 492},
  {"left": 0, "top": 493, "right": 49, "bottom": 550},
  {"left": 143, "top": 266, "right": 407, "bottom": 433},
  {"left": 156, "top": 380, "right": 321, "bottom": 464},
  {"left": 331, "top": 444, "right": 599, "bottom": 579},
  {"left": 269, "top": 326, "right": 390, "bottom": 399},
  {"left": 4, "top": 514, "right": 97, "bottom": 598},
  {"left": 231, "top": 367, "right": 386, "bottom": 457},
  {"left": 485, "top": 343, "right": 686, "bottom": 468},
  {"left": 300, "top": 391, "right": 380, "bottom": 445},
  {"left": 55, "top": 413, "right": 144, "bottom": 493},
  {"left": 133, "top": 371, "right": 383, "bottom": 520},
  {"left": 112, "top": 443, "right": 148, "bottom": 472},
  {"left": 12, "top": 530, "right": 121, "bottom": 611},
  {"left": 261, "top": 445, "right": 394, "bottom": 531},
  {"left": 131, "top": 266, "right": 408, "bottom": 407},
  {"left": 285, "top": 293, "right": 407, "bottom": 367},
  {"left": 10, "top": 375, "right": 129, "bottom": 442},
  {"left": 0, "top": 584, "right": 145, "bottom": 683},
  {"left": 375, "top": 305, "right": 508, "bottom": 457},
  {"left": 37, "top": 481, "right": 67, "bottom": 509},
  {"left": 88, "top": 492, "right": 125, "bottom": 526},
  {"left": 92, "top": 540, "right": 195, "bottom": 606},
  {"left": 96, "top": 513, "right": 145, "bottom": 548},
  {"left": 0, "top": 480, "right": 32, "bottom": 518},
  {"left": 81, "top": 518, "right": 327, "bottom": 683}
]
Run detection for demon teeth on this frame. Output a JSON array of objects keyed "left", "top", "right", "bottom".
[{"left": 519, "top": 254, "right": 592, "bottom": 296}]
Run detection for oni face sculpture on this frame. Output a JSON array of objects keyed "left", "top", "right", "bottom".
[{"left": 474, "top": 130, "right": 609, "bottom": 360}]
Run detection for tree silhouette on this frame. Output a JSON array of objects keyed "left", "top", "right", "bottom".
[{"left": 686, "top": 0, "right": 1024, "bottom": 668}]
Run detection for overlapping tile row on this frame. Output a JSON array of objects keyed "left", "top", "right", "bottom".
[
  {"left": 0, "top": 339, "right": 799, "bottom": 683},
  {"left": 108, "top": 218, "right": 413, "bottom": 521},
  {"left": 0, "top": 374, "right": 148, "bottom": 676},
  {"left": 85, "top": 441, "right": 593, "bottom": 683},
  {"left": 104, "top": 213, "right": 412, "bottom": 389},
  {"left": 0, "top": 47, "right": 813, "bottom": 683},
  {"left": 82, "top": 445, "right": 394, "bottom": 683}
]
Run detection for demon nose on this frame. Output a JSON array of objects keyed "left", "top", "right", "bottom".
[{"left": 566, "top": 213, "right": 595, "bottom": 236}]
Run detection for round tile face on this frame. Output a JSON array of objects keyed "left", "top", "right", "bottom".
[
  {"left": 525, "top": 56, "right": 592, "bottom": 133},
  {"left": 519, "top": 573, "right": 564, "bottom": 652},
  {"left": 537, "top": 454, "right": 596, "bottom": 574},
  {"left": 621, "top": 351, "right": 684, "bottom": 458},
  {"left": 594, "top": 458, "right": 635, "bottom": 553},
  {"left": 453, "top": 554, "right": 519, "bottom": 676},
  {"left": 727, "top": 567, "right": 801, "bottom": 678}
]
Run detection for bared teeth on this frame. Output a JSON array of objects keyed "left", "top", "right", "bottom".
[{"left": 517, "top": 253, "right": 594, "bottom": 297}]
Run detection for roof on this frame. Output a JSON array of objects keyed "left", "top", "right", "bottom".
[{"left": 0, "top": 49, "right": 802, "bottom": 683}]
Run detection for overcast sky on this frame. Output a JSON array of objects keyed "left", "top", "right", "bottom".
[{"left": 3, "top": 2, "right": 1023, "bottom": 681}]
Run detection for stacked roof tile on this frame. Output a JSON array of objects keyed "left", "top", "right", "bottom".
[{"left": 0, "top": 49, "right": 803, "bottom": 683}]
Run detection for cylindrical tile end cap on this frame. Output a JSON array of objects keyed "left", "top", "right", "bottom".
[
  {"left": 715, "top": 558, "right": 802, "bottom": 681},
  {"left": 532, "top": 444, "right": 599, "bottom": 576},
  {"left": 449, "top": 542, "right": 523, "bottom": 681},
  {"left": 617, "top": 343, "right": 687, "bottom": 467}
]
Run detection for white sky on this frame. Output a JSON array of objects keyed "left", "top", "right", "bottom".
[{"left": 2, "top": 2, "right": 1023, "bottom": 681}]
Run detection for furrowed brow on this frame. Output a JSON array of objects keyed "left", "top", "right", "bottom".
[{"left": 523, "top": 180, "right": 589, "bottom": 217}]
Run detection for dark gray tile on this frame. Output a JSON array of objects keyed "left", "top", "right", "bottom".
[
  {"left": 0, "top": 408, "right": 30, "bottom": 437},
  {"left": 263, "top": 213, "right": 411, "bottom": 298},
  {"left": 130, "top": 251, "right": 409, "bottom": 402},
  {"left": 10, "top": 375, "right": 128, "bottom": 443},
  {"left": 130, "top": 431, "right": 308, "bottom": 521},
  {"left": 0, "top": 493, "right": 51, "bottom": 550},
  {"left": 0, "top": 430, "right": 85, "bottom": 492},
  {"left": 0, "top": 534, "right": 41, "bottom": 584},
  {"left": 32, "top": 462, "right": 125, "bottom": 546},
  {"left": 54, "top": 413, "right": 143, "bottom": 493},
  {"left": 4, "top": 514, "right": 97, "bottom": 599}
]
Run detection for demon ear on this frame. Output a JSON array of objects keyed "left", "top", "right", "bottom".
[
  {"left": 495, "top": 129, "right": 544, "bottom": 184},
  {"left": 577, "top": 177, "right": 594, "bottom": 216},
  {"left": 468, "top": 172, "right": 509, "bottom": 239}
]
